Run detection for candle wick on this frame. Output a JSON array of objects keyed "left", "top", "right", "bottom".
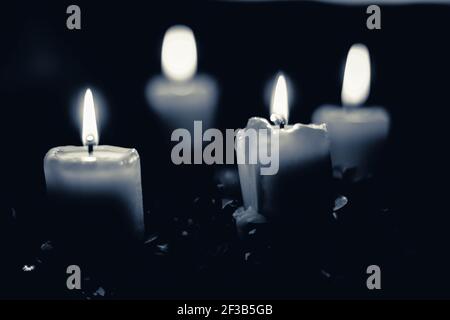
[
  {"left": 270, "top": 114, "right": 286, "bottom": 128},
  {"left": 86, "top": 135, "right": 95, "bottom": 155},
  {"left": 88, "top": 143, "right": 94, "bottom": 155}
]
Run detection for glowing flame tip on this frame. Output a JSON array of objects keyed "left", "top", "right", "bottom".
[
  {"left": 270, "top": 73, "right": 289, "bottom": 124},
  {"left": 82, "top": 88, "right": 99, "bottom": 146},
  {"left": 341, "top": 43, "right": 371, "bottom": 107},
  {"left": 161, "top": 25, "right": 197, "bottom": 82}
]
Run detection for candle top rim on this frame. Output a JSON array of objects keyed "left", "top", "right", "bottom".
[
  {"left": 146, "top": 74, "right": 218, "bottom": 99},
  {"left": 313, "top": 105, "right": 389, "bottom": 124},
  {"left": 243, "top": 116, "right": 327, "bottom": 132},
  {"left": 45, "top": 145, "right": 140, "bottom": 167}
]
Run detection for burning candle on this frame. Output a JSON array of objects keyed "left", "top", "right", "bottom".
[
  {"left": 145, "top": 25, "right": 219, "bottom": 135},
  {"left": 44, "top": 89, "right": 145, "bottom": 250},
  {"left": 145, "top": 25, "right": 219, "bottom": 203},
  {"left": 312, "top": 44, "right": 390, "bottom": 181},
  {"left": 236, "top": 73, "right": 331, "bottom": 217}
]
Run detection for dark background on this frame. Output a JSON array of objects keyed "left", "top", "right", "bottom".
[{"left": 0, "top": 0, "right": 449, "bottom": 298}]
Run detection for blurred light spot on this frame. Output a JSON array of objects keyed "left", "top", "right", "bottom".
[
  {"left": 162, "top": 25, "right": 197, "bottom": 82},
  {"left": 341, "top": 43, "right": 371, "bottom": 106}
]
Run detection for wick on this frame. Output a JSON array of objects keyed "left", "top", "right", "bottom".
[
  {"left": 270, "top": 114, "right": 286, "bottom": 128},
  {"left": 88, "top": 143, "right": 94, "bottom": 155},
  {"left": 86, "top": 135, "right": 95, "bottom": 155}
]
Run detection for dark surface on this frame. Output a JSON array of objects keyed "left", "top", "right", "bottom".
[
  {"left": 0, "top": 176, "right": 401, "bottom": 299},
  {"left": 0, "top": 1, "right": 449, "bottom": 298}
]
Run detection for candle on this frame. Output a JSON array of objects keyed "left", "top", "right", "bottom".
[
  {"left": 145, "top": 25, "right": 219, "bottom": 203},
  {"left": 236, "top": 73, "right": 332, "bottom": 217},
  {"left": 312, "top": 44, "right": 390, "bottom": 181},
  {"left": 44, "top": 89, "right": 144, "bottom": 251},
  {"left": 145, "top": 25, "right": 219, "bottom": 135}
]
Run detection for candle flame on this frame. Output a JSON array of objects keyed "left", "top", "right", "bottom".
[
  {"left": 341, "top": 43, "right": 371, "bottom": 107},
  {"left": 270, "top": 73, "right": 289, "bottom": 124},
  {"left": 161, "top": 25, "right": 197, "bottom": 82},
  {"left": 82, "top": 89, "right": 99, "bottom": 146}
]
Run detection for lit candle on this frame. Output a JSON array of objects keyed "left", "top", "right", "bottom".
[
  {"left": 145, "top": 25, "right": 219, "bottom": 135},
  {"left": 44, "top": 89, "right": 145, "bottom": 249},
  {"left": 145, "top": 25, "right": 219, "bottom": 203},
  {"left": 312, "top": 43, "right": 390, "bottom": 181},
  {"left": 236, "top": 73, "right": 331, "bottom": 217}
]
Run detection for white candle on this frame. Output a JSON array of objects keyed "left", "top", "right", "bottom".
[
  {"left": 312, "top": 44, "right": 390, "bottom": 181},
  {"left": 145, "top": 25, "right": 219, "bottom": 135},
  {"left": 44, "top": 89, "right": 144, "bottom": 245},
  {"left": 236, "top": 74, "right": 331, "bottom": 217}
]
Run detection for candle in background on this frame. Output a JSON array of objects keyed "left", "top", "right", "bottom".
[
  {"left": 312, "top": 44, "right": 390, "bottom": 181},
  {"left": 145, "top": 25, "right": 219, "bottom": 135},
  {"left": 44, "top": 89, "right": 144, "bottom": 254},
  {"left": 236, "top": 73, "right": 332, "bottom": 218},
  {"left": 145, "top": 25, "right": 219, "bottom": 204}
]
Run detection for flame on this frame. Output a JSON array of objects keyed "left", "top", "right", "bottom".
[
  {"left": 161, "top": 25, "right": 197, "bottom": 82},
  {"left": 341, "top": 43, "right": 371, "bottom": 107},
  {"left": 82, "top": 88, "right": 99, "bottom": 146},
  {"left": 270, "top": 73, "right": 289, "bottom": 124}
]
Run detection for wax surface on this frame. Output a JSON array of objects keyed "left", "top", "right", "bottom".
[
  {"left": 146, "top": 74, "right": 219, "bottom": 133},
  {"left": 44, "top": 145, "right": 145, "bottom": 247},
  {"left": 312, "top": 105, "right": 390, "bottom": 180},
  {"left": 237, "top": 117, "right": 332, "bottom": 217}
]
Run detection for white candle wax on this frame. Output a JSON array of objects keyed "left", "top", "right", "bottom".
[
  {"left": 145, "top": 25, "right": 218, "bottom": 134},
  {"left": 237, "top": 118, "right": 330, "bottom": 216},
  {"left": 44, "top": 89, "right": 144, "bottom": 246},
  {"left": 146, "top": 74, "right": 218, "bottom": 133},
  {"left": 237, "top": 74, "right": 331, "bottom": 217},
  {"left": 44, "top": 145, "right": 144, "bottom": 239},
  {"left": 312, "top": 44, "right": 390, "bottom": 181},
  {"left": 312, "top": 105, "right": 389, "bottom": 180}
]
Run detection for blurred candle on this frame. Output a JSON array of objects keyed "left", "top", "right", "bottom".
[
  {"left": 146, "top": 25, "right": 219, "bottom": 134},
  {"left": 44, "top": 89, "right": 144, "bottom": 249},
  {"left": 237, "top": 73, "right": 331, "bottom": 217},
  {"left": 312, "top": 44, "right": 390, "bottom": 181},
  {"left": 145, "top": 25, "right": 219, "bottom": 203}
]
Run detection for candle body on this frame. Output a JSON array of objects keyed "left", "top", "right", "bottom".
[
  {"left": 145, "top": 74, "right": 219, "bottom": 204},
  {"left": 312, "top": 105, "right": 390, "bottom": 181},
  {"left": 146, "top": 74, "right": 218, "bottom": 134},
  {"left": 237, "top": 117, "right": 332, "bottom": 217},
  {"left": 44, "top": 146, "right": 144, "bottom": 252}
]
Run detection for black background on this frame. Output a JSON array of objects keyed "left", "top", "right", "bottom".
[{"left": 0, "top": 0, "right": 449, "bottom": 298}]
